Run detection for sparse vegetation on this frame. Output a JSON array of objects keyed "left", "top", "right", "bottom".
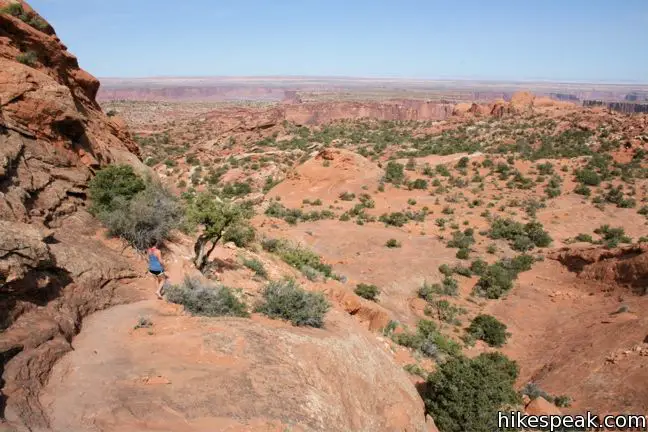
[
  {"left": 593, "top": 224, "right": 632, "bottom": 248},
  {"left": 467, "top": 314, "right": 509, "bottom": 347},
  {"left": 255, "top": 278, "right": 330, "bottom": 327},
  {"left": 261, "top": 238, "right": 334, "bottom": 279},
  {"left": 473, "top": 255, "right": 535, "bottom": 299},
  {"left": 392, "top": 319, "right": 462, "bottom": 362},
  {"left": 167, "top": 276, "right": 249, "bottom": 317},
  {"left": 89, "top": 165, "right": 182, "bottom": 250},
  {"left": 488, "top": 218, "right": 552, "bottom": 251},
  {"left": 242, "top": 257, "right": 267, "bottom": 278},
  {"left": 16, "top": 50, "right": 38, "bottom": 66},
  {"left": 354, "top": 283, "right": 380, "bottom": 301}
]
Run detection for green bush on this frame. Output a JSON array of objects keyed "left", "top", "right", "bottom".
[
  {"left": 422, "top": 352, "right": 520, "bottom": 432},
  {"left": 456, "top": 248, "right": 470, "bottom": 259},
  {"left": 379, "top": 212, "right": 409, "bottom": 227},
  {"left": 470, "top": 258, "right": 488, "bottom": 276},
  {"left": 489, "top": 218, "right": 552, "bottom": 251},
  {"left": 89, "top": 166, "right": 182, "bottom": 250},
  {"left": 89, "top": 165, "right": 146, "bottom": 214},
  {"left": 256, "top": 278, "right": 330, "bottom": 327},
  {"left": 473, "top": 255, "right": 534, "bottom": 299},
  {"left": 594, "top": 225, "right": 632, "bottom": 248},
  {"left": 574, "top": 233, "right": 594, "bottom": 243},
  {"left": 242, "top": 257, "right": 267, "bottom": 278},
  {"left": 410, "top": 179, "right": 428, "bottom": 190},
  {"left": 575, "top": 168, "right": 601, "bottom": 186},
  {"left": 385, "top": 238, "right": 402, "bottom": 248},
  {"left": 467, "top": 314, "right": 508, "bottom": 347},
  {"left": 446, "top": 229, "right": 475, "bottom": 249},
  {"left": 339, "top": 191, "right": 356, "bottom": 201},
  {"left": 261, "top": 239, "right": 333, "bottom": 277},
  {"left": 355, "top": 283, "right": 380, "bottom": 301},
  {"left": 392, "top": 319, "right": 462, "bottom": 361},
  {"left": 536, "top": 162, "right": 554, "bottom": 175},
  {"left": 419, "top": 276, "right": 459, "bottom": 299},
  {"left": 166, "top": 276, "right": 249, "bottom": 317},
  {"left": 574, "top": 184, "right": 591, "bottom": 196},
  {"left": 384, "top": 161, "right": 405, "bottom": 184}
]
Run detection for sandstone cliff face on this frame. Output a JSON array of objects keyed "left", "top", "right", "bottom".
[{"left": 0, "top": 1, "right": 143, "bottom": 428}]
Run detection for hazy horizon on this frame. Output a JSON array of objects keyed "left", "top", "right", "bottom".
[
  {"left": 96, "top": 75, "right": 648, "bottom": 86},
  {"left": 30, "top": 0, "right": 648, "bottom": 83}
]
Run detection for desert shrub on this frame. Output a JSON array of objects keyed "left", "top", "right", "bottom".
[
  {"left": 166, "top": 276, "right": 249, "bottom": 317},
  {"left": 554, "top": 395, "right": 572, "bottom": 408},
  {"left": 456, "top": 248, "right": 470, "bottom": 259},
  {"left": 89, "top": 164, "right": 146, "bottom": 214},
  {"left": 242, "top": 257, "right": 267, "bottom": 278},
  {"left": 261, "top": 239, "right": 334, "bottom": 277},
  {"left": 574, "top": 183, "right": 591, "bottom": 196},
  {"left": 520, "top": 383, "right": 572, "bottom": 408},
  {"left": 384, "top": 161, "right": 405, "bottom": 185},
  {"left": 446, "top": 229, "right": 475, "bottom": 249},
  {"left": 379, "top": 212, "right": 409, "bottom": 227},
  {"left": 574, "top": 233, "right": 594, "bottom": 243},
  {"left": 101, "top": 182, "right": 183, "bottom": 250},
  {"left": 419, "top": 276, "right": 459, "bottom": 300},
  {"left": 355, "top": 283, "right": 380, "bottom": 301},
  {"left": 452, "top": 265, "right": 472, "bottom": 277},
  {"left": 594, "top": 224, "right": 632, "bottom": 248},
  {"left": 536, "top": 162, "right": 554, "bottom": 175},
  {"left": 1, "top": 3, "right": 48, "bottom": 30},
  {"left": 467, "top": 314, "right": 508, "bottom": 347},
  {"left": 300, "top": 265, "right": 321, "bottom": 281},
  {"left": 427, "top": 299, "right": 465, "bottom": 325},
  {"left": 255, "top": 278, "right": 330, "bottom": 327},
  {"left": 575, "top": 168, "right": 601, "bottom": 186},
  {"left": 222, "top": 222, "right": 255, "bottom": 247},
  {"left": 392, "top": 319, "right": 462, "bottom": 361},
  {"left": 404, "top": 363, "right": 428, "bottom": 379},
  {"left": 489, "top": 218, "right": 552, "bottom": 251},
  {"left": 16, "top": 50, "right": 38, "bottom": 66},
  {"left": 385, "top": 238, "right": 401, "bottom": 248},
  {"left": 339, "top": 191, "right": 356, "bottom": 201},
  {"left": 422, "top": 352, "right": 520, "bottom": 432},
  {"left": 409, "top": 178, "right": 428, "bottom": 190},
  {"left": 90, "top": 166, "right": 182, "bottom": 250},
  {"left": 470, "top": 258, "right": 488, "bottom": 276},
  {"left": 134, "top": 316, "right": 153, "bottom": 329},
  {"left": 456, "top": 156, "right": 469, "bottom": 169},
  {"left": 221, "top": 181, "right": 252, "bottom": 198},
  {"left": 438, "top": 264, "right": 453, "bottom": 277},
  {"left": 473, "top": 255, "right": 534, "bottom": 299}
]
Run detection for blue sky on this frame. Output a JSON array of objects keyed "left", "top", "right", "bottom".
[{"left": 30, "top": 0, "right": 648, "bottom": 82}]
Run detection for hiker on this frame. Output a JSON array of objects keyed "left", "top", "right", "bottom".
[{"left": 147, "top": 243, "right": 166, "bottom": 299}]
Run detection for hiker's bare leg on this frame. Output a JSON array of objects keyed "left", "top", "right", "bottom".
[{"left": 155, "top": 275, "right": 164, "bottom": 299}]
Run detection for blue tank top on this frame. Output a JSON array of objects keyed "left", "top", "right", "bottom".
[{"left": 148, "top": 251, "right": 163, "bottom": 272}]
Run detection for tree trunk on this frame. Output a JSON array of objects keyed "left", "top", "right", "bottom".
[{"left": 193, "top": 234, "right": 222, "bottom": 272}]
